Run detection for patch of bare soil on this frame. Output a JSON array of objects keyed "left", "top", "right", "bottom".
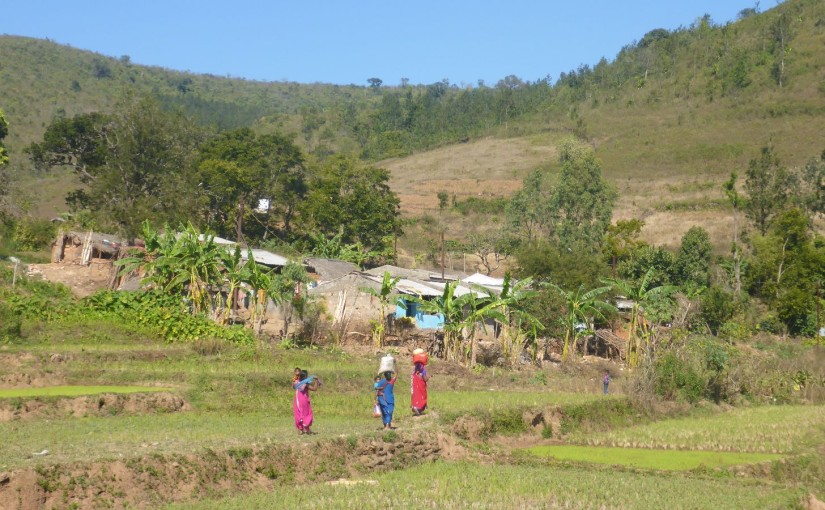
[
  {"left": 0, "top": 432, "right": 445, "bottom": 510},
  {"left": 0, "top": 392, "right": 189, "bottom": 422},
  {"left": 27, "top": 261, "right": 115, "bottom": 298},
  {"left": 0, "top": 371, "right": 65, "bottom": 389}
]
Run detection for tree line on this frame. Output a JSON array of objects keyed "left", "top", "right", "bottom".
[{"left": 22, "top": 94, "right": 402, "bottom": 264}]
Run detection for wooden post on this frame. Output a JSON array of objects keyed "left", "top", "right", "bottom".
[
  {"left": 52, "top": 230, "right": 65, "bottom": 263},
  {"left": 441, "top": 231, "right": 445, "bottom": 280}
]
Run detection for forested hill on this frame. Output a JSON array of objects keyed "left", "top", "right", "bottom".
[{"left": 2, "top": 0, "right": 825, "bottom": 218}]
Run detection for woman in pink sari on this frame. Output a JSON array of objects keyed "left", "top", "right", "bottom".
[{"left": 293, "top": 369, "right": 319, "bottom": 434}]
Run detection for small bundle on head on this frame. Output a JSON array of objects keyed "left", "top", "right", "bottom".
[{"left": 412, "top": 348, "right": 428, "bottom": 366}]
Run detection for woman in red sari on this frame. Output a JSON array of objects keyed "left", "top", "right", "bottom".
[{"left": 411, "top": 361, "right": 429, "bottom": 416}]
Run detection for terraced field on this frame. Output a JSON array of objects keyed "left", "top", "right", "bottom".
[{"left": 1, "top": 319, "right": 823, "bottom": 509}]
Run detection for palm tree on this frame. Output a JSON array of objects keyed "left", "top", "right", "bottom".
[
  {"left": 602, "top": 268, "right": 676, "bottom": 367},
  {"left": 548, "top": 283, "right": 615, "bottom": 361},
  {"left": 360, "top": 271, "right": 401, "bottom": 349}
]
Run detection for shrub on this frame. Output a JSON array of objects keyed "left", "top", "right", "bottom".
[
  {"left": 0, "top": 301, "right": 21, "bottom": 340},
  {"left": 12, "top": 218, "right": 56, "bottom": 251},
  {"left": 718, "top": 321, "right": 750, "bottom": 342},
  {"left": 700, "top": 287, "right": 736, "bottom": 335},
  {"left": 652, "top": 351, "right": 705, "bottom": 403}
]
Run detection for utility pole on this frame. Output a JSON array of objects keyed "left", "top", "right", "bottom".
[
  {"left": 440, "top": 230, "right": 445, "bottom": 280},
  {"left": 817, "top": 281, "right": 821, "bottom": 337}
]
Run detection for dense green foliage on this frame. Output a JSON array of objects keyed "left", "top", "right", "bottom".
[{"left": 0, "top": 263, "right": 253, "bottom": 344}]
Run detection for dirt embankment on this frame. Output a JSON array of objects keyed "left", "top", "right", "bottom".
[
  {"left": 0, "top": 392, "right": 189, "bottom": 422},
  {"left": 0, "top": 432, "right": 445, "bottom": 510}
]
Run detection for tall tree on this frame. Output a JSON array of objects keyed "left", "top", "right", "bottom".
[
  {"left": 550, "top": 139, "right": 617, "bottom": 252},
  {"left": 674, "top": 226, "right": 712, "bottom": 290},
  {"left": 744, "top": 145, "right": 796, "bottom": 235},
  {"left": 604, "top": 219, "right": 645, "bottom": 277},
  {"left": 197, "top": 128, "right": 305, "bottom": 242},
  {"left": 723, "top": 173, "right": 744, "bottom": 295},
  {"left": 27, "top": 96, "right": 205, "bottom": 238},
  {"left": 801, "top": 150, "right": 825, "bottom": 219},
  {"left": 747, "top": 209, "right": 825, "bottom": 335},
  {"left": 505, "top": 168, "right": 553, "bottom": 243},
  {"left": 298, "top": 155, "right": 400, "bottom": 256}
]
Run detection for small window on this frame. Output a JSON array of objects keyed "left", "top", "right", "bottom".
[{"left": 405, "top": 300, "right": 417, "bottom": 318}]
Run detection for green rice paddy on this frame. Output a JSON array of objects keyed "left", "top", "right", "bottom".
[{"left": 522, "top": 444, "right": 784, "bottom": 471}]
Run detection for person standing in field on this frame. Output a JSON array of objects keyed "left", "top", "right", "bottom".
[
  {"left": 293, "top": 369, "right": 320, "bottom": 434},
  {"left": 411, "top": 361, "right": 429, "bottom": 416},
  {"left": 375, "top": 370, "right": 397, "bottom": 430},
  {"left": 603, "top": 370, "right": 611, "bottom": 395}
]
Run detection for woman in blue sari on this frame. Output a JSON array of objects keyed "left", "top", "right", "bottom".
[{"left": 375, "top": 370, "right": 397, "bottom": 430}]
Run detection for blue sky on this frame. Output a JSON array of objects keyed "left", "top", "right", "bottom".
[{"left": 5, "top": 1, "right": 753, "bottom": 86}]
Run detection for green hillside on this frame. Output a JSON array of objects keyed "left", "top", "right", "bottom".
[{"left": 2, "top": 0, "right": 825, "bottom": 237}]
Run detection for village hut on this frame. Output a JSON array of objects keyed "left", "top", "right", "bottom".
[{"left": 51, "top": 230, "right": 125, "bottom": 265}]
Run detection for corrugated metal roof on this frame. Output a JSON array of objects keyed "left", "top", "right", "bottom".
[
  {"left": 462, "top": 273, "right": 505, "bottom": 287},
  {"left": 195, "top": 234, "right": 236, "bottom": 245},
  {"left": 243, "top": 249, "right": 289, "bottom": 267}
]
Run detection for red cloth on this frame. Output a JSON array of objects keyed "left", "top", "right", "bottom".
[{"left": 411, "top": 368, "right": 428, "bottom": 412}]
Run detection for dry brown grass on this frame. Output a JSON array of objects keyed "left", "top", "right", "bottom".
[{"left": 380, "top": 136, "right": 556, "bottom": 215}]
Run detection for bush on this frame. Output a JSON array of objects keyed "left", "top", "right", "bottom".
[
  {"left": 0, "top": 301, "right": 21, "bottom": 340},
  {"left": 718, "top": 321, "right": 750, "bottom": 342},
  {"left": 652, "top": 351, "right": 705, "bottom": 403},
  {"left": 700, "top": 287, "right": 736, "bottom": 335},
  {"left": 12, "top": 218, "right": 56, "bottom": 251}
]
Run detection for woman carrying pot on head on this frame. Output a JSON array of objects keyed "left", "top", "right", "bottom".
[
  {"left": 411, "top": 349, "right": 430, "bottom": 416},
  {"left": 375, "top": 370, "right": 397, "bottom": 430}
]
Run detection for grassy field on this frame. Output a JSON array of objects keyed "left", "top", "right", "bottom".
[
  {"left": 1, "top": 317, "right": 824, "bottom": 508},
  {"left": 164, "top": 461, "right": 802, "bottom": 510},
  {"left": 0, "top": 385, "right": 172, "bottom": 398},
  {"left": 522, "top": 445, "right": 783, "bottom": 471},
  {"left": 568, "top": 405, "right": 825, "bottom": 453}
]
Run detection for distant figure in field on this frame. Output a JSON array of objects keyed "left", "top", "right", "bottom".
[
  {"left": 293, "top": 368, "right": 320, "bottom": 434},
  {"left": 411, "top": 361, "right": 430, "bottom": 416},
  {"left": 375, "top": 370, "right": 397, "bottom": 430},
  {"left": 603, "top": 370, "right": 611, "bottom": 395}
]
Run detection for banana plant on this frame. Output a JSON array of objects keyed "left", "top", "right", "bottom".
[
  {"left": 547, "top": 283, "right": 615, "bottom": 362},
  {"left": 415, "top": 281, "right": 468, "bottom": 362},
  {"left": 602, "top": 268, "right": 676, "bottom": 366},
  {"left": 360, "top": 271, "right": 401, "bottom": 349}
]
